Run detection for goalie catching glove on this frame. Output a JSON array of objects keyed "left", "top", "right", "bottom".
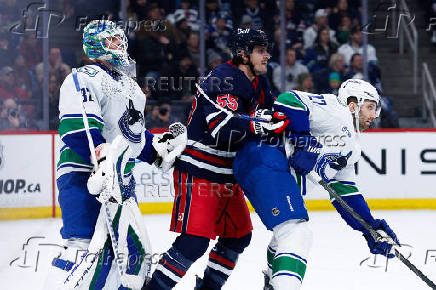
[
  {"left": 152, "top": 122, "right": 187, "bottom": 172},
  {"left": 250, "top": 109, "right": 289, "bottom": 135},
  {"left": 87, "top": 136, "right": 133, "bottom": 204}
]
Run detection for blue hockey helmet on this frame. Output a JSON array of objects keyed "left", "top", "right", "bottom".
[{"left": 229, "top": 28, "right": 269, "bottom": 58}]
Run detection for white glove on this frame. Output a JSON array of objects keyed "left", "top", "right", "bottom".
[
  {"left": 87, "top": 136, "right": 132, "bottom": 204},
  {"left": 152, "top": 122, "right": 187, "bottom": 172}
]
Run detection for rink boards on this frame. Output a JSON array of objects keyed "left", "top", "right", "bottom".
[{"left": 1, "top": 129, "right": 436, "bottom": 220}]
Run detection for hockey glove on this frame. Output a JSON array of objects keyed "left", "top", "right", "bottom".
[
  {"left": 363, "top": 219, "right": 399, "bottom": 258},
  {"left": 288, "top": 134, "right": 322, "bottom": 176},
  {"left": 316, "top": 151, "right": 352, "bottom": 183},
  {"left": 250, "top": 109, "right": 290, "bottom": 135},
  {"left": 87, "top": 137, "right": 133, "bottom": 204},
  {"left": 152, "top": 122, "right": 187, "bottom": 172}
]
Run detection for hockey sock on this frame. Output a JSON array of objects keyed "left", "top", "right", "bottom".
[
  {"left": 270, "top": 220, "right": 313, "bottom": 290},
  {"left": 202, "top": 232, "right": 252, "bottom": 289},
  {"left": 147, "top": 234, "right": 209, "bottom": 289}
]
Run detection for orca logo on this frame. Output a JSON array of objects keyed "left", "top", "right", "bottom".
[{"left": 118, "top": 99, "right": 144, "bottom": 143}]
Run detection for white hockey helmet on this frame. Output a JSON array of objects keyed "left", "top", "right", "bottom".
[{"left": 338, "top": 78, "right": 381, "bottom": 117}]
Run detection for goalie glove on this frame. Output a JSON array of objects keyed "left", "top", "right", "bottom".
[
  {"left": 152, "top": 122, "right": 187, "bottom": 172},
  {"left": 250, "top": 109, "right": 289, "bottom": 135},
  {"left": 87, "top": 136, "right": 132, "bottom": 204},
  {"left": 363, "top": 219, "right": 400, "bottom": 258}
]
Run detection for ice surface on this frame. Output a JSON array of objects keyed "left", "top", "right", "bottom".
[{"left": 1, "top": 210, "right": 435, "bottom": 290}]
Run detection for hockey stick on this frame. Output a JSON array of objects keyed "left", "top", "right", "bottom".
[
  {"left": 71, "top": 68, "right": 128, "bottom": 284},
  {"left": 282, "top": 134, "right": 436, "bottom": 289},
  {"left": 195, "top": 83, "right": 269, "bottom": 123}
]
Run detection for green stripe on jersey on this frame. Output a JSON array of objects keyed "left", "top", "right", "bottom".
[
  {"left": 125, "top": 161, "right": 135, "bottom": 175},
  {"left": 267, "top": 247, "right": 275, "bottom": 266},
  {"left": 272, "top": 255, "right": 307, "bottom": 280},
  {"left": 276, "top": 91, "right": 307, "bottom": 111},
  {"left": 329, "top": 182, "right": 359, "bottom": 200},
  {"left": 57, "top": 148, "right": 92, "bottom": 168},
  {"left": 58, "top": 117, "right": 104, "bottom": 138}
]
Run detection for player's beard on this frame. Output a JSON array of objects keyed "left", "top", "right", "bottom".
[{"left": 253, "top": 63, "right": 267, "bottom": 75}]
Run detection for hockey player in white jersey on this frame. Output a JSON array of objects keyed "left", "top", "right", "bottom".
[
  {"left": 233, "top": 79, "right": 399, "bottom": 290},
  {"left": 44, "top": 20, "right": 186, "bottom": 289}
]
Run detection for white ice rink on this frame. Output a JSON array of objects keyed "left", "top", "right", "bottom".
[{"left": 1, "top": 210, "right": 436, "bottom": 290}]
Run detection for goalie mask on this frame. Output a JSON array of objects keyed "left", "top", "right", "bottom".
[{"left": 83, "top": 20, "right": 129, "bottom": 67}]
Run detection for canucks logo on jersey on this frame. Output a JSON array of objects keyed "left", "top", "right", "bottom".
[{"left": 118, "top": 99, "right": 144, "bottom": 143}]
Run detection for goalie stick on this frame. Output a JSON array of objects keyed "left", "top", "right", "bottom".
[
  {"left": 195, "top": 83, "right": 269, "bottom": 123},
  {"left": 282, "top": 134, "right": 436, "bottom": 289},
  {"left": 71, "top": 68, "right": 136, "bottom": 288}
]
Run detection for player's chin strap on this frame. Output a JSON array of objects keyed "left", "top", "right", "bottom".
[{"left": 353, "top": 106, "right": 360, "bottom": 134}]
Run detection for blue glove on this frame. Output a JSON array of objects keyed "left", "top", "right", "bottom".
[
  {"left": 288, "top": 134, "right": 322, "bottom": 176},
  {"left": 316, "top": 151, "right": 352, "bottom": 182},
  {"left": 363, "top": 219, "right": 399, "bottom": 258}
]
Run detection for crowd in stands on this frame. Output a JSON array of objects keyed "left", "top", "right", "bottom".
[{"left": 0, "top": 0, "right": 397, "bottom": 131}]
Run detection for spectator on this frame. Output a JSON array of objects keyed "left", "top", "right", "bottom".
[
  {"left": 145, "top": 102, "right": 178, "bottom": 128},
  {"left": 173, "top": 0, "right": 200, "bottom": 31},
  {"left": 158, "top": 55, "right": 199, "bottom": 100},
  {"left": 49, "top": 73, "right": 61, "bottom": 130},
  {"left": 35, "top": 48, "right": 71, "bottom": 87},
  {"left": 187, "top": 32, "right": 201, "bottom": 69},
  {"left": 19, "top": 34, "right": 42, "bottom": 69},
  {"left": 326, "top": 72, "right": 341, "bottom": 94},
  {"left": 344, "top": 53, "right": 383, "bottom": 91},
  {"left": 240, "top": 14, "right": 253, "bottom": 29},
  {"left": 282, "top": 0, "right": 305, "bottom": 50},
  {"left": 242, "top": 0, "right": 264, "bottom": 29},
  {"left": 0, "top": 32, "right": 16, "bottom": 68},
  {"left": 205, "top": 0, "right": 220, "bottom": 27},
  {"left": 328, "top": 0, "right": 359, "bottom": 31},
  {"left": 0, "top": 98, "right": 21, "bottom": 131},
  {"left": 207, "top": 49, "right": 223, "bottom": 72},
  {"left": 12, "top": 54, "right": 33, "bottom": 94},
  {"left": 312, "top": 53, "right": 346, "bottom": 92},
  {"left": 208, "top": 12, "right": 232, "bottom": 55},
  {"left": 337, "top": 25, "right": 377, "bottom": 66},
  {"left": 304, "top": 26, "right": 338, "bottom": 72},
  {"left": 303, "top": 9, "right": 336, "bottom": 49},
  {"left": 0, "top": 66, "right": 29, "bottom": 100},
  {"left": 344, "top": 53, "right": 364, "bottom": 79},
  {"left": 295, "top": 72, "right": 314, "bottom": 93},
  {"left": 273, "top": 47, "right": 309, "bottom": 92},
  {"left": 336, "top": 13, "right": 353, "bottom": 44},
  {"left": 131, "top": 0, "right": 151, "bottom": 21}
]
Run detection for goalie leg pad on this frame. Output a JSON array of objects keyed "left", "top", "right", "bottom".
[{"left": 270, "top": 219, "right": 313, "bottom": 290}]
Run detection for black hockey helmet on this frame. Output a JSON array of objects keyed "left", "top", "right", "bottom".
[{"left": 229, "top": 28, "right": 269, "bottom": 57}]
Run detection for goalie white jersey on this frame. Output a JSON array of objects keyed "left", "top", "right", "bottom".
[
  {"left": 275, "top": 90, "right": 361, "bottom": 189},
  {"left": 57, "top": 63, "right": 147, "bottom": 177}
]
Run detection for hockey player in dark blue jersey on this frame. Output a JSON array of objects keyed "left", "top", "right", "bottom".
[{"left": 145, "top": 29, "right": 289, "bottom": 290}]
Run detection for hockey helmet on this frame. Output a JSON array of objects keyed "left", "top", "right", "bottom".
[
  {"left": 229, "top": 28, "right": 269, "bottom": 58},
  {"left": 338, "top": 78, "right": 381, "bottom": 117},
  {"left": 82, "top": 20, "right": 129, "bottom": 67}
]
